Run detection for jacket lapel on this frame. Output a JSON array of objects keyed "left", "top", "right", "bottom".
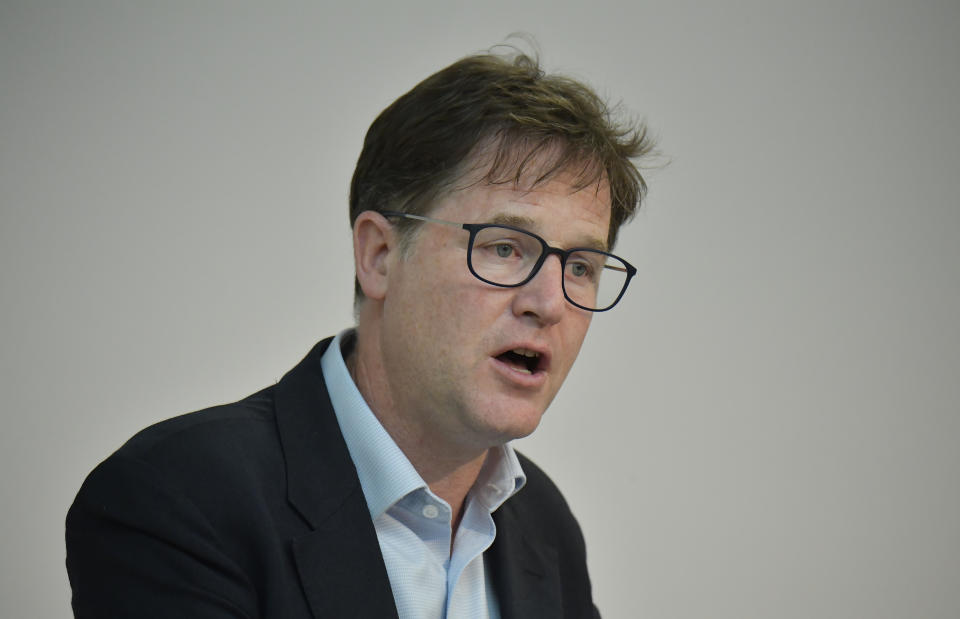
[
  {"left": 489, "top": 504, "right": 562, "bottom": 619},
  {"left": 274, "top": 339, "right": 399, "bottom": 619}
]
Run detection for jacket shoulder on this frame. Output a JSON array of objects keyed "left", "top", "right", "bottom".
[{"left": 117, "top": 386, "right": 276, "bottom": 459}]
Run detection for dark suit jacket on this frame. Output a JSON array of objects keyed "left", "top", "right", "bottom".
[{"left": 66, "top": 338, "right": 600, "bottom": 618}]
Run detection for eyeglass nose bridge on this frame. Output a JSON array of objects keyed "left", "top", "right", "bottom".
[{"left": 519, "top": 244, "right": 570, "bottom": 288}]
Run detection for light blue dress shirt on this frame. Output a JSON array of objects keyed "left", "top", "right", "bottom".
[{"left": 320, "top": 330, "right": 527, "bottom": 619}]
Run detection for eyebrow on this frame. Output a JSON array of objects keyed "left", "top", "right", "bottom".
[{"left": 488, "top": 213, "right": 609, "bottom": 252}]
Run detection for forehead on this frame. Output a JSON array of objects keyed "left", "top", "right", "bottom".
[
  {"left": 431, "top": 142, "right": 611, "bottom": 236},
  {"left": 482, "top": 176, "right": 610, "bottom": 220},
  {"left": 437, "top": 171, "right": 613, "bottom": 248}
]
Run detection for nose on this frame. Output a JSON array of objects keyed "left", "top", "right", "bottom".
[{"left": 511, "top": 254, "right": 567, "bottom": 325}]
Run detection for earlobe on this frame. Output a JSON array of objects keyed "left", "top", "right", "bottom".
[{"left": 353, "top": 211, "right": 395, "bottom": 301}]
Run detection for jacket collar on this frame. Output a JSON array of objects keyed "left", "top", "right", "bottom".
[
  {"left": 273, "top": 338, "right": 400, "bottom": 619},
  {"left": 490, "top": 503, "right": 562, "bottom": 619}
]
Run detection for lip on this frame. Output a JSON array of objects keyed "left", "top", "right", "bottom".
[{"left": 489, "top": 343, "right": 551, "bottom": 388}]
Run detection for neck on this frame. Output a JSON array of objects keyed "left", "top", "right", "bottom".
[{"left": 345, "top": 326, "right": 489, "bottom": 528}]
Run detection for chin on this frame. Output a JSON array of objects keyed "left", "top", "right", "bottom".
[{"left": 474, "top": 402, "right": 547, "bottom": 444}]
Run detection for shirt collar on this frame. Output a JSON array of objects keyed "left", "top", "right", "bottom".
[
  {"left": 320, "top": 329, "right": 526, "bottom": 520},
  {"left": 471, "top": 444, "right": 526, "bottom": 512}
]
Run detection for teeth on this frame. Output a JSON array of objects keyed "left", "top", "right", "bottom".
[{"left": 512, "top": 348, "right": 539, "bottom": 358}]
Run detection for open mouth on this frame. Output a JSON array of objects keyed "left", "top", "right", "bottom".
[{"left": 495, "top": 348, "right": 544, "bottom": 375}]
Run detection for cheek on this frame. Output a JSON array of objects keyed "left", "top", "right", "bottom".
[
  {"left": 404, "top": 264, "right": 482, "bottom": 351},
  {"left": 430, "top": 252, "right": 507, "bottom": 320},
  {"left": 559, "top": 313, "right": 593, "bottom": 364},
  {"left": 434, "top": 285, "right": 497, "bottom": 350}
]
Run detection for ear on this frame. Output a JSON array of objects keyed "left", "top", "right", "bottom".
[{"left": 353, "top": 210, "right": 396, "bottom": 301}]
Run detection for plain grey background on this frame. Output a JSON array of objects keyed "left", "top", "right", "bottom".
[{"left": 2, "top": 1, "right": 958, "bottom": 617}]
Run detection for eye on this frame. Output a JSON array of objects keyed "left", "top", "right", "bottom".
[
  {"left": 478, "top": 239, "right": 524, "bottom": 260},
  {"left": 566, "top": 251, "right": 608, "bottom": 283},
  {"left": 473, "top": 226, "right": 538, "bottom": 264},
  {"left": 569, "top": 262, "right": 589, "bottom": 277},
  {"left": 494, "top": 243, "right": 515, "bottom": 258}
]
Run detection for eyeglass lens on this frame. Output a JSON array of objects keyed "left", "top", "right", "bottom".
[{"left": 469, "top": 226, "right": 629, "bottom": 311}]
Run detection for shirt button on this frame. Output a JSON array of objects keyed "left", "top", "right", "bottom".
[{"left": 421, "top": 504, "right": 440, "bottom": 519}]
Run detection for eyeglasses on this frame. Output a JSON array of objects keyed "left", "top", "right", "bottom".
[{"left": 381, "top": 211, "right": 636, "bottom": 312}]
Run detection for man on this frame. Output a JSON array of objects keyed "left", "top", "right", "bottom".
[{"left": 66, "top": 48, "right": 653, "bottom": 618}]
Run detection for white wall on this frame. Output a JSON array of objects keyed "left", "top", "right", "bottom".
[{"left": 2, "top": 1, "right": 958, "bottom": 617}]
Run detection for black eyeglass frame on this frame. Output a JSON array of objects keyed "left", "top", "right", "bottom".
[{"left": 380, "top": 210, "right": 637, "bottom": 312}]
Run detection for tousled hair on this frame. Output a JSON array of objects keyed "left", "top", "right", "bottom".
[{"left": 349, "top": 48, "right": 655, "bottom": 305}]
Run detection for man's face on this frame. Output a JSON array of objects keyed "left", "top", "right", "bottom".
[{"left": 377, "top": 171, "right": 612, "bottom": 452}]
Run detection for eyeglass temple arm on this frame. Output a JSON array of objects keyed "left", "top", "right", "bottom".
[{"left": 380, "top": 211, "right": 462, "bottom": 229}]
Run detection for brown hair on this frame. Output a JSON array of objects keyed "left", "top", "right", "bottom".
[{"left": 349, "top": 48, "right": 655, "bottom": 303}]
